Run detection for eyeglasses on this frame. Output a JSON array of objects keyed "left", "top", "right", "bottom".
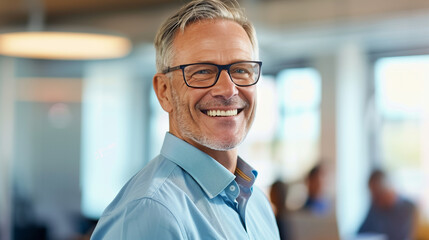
[{"left": 162, "top": 61, "right": 262, "bottom": 88}]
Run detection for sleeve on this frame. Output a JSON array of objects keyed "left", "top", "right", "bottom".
[{"left": 91, "top": 198, "right": 186, "bottom": 240}]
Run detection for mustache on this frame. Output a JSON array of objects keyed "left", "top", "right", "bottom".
[{"left": 196, "top": 96, "right": 248, "bottom": 109}]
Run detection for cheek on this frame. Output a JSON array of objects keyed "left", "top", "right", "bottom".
[
  {"left": 188, "top": 89, "right": 212, "bottom": 109},
  {"left": 243, "top": 88, "right": 257, "bottom": 129},
  {"left": 242, "top": 88, "right": 257, "bottom": 112},
  {"left": 172, "top": 83, "right": 195, "bottom": 108}
]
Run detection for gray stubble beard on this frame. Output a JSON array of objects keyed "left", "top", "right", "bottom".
[{"left": 170, "top": 87, "right": 247, "bottom": 151}]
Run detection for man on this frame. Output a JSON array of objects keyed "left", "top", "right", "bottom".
[
  {"left": 302, "top": 164, "right": 330, "bottom": 215},
  {"left": 358, "top": 170, "right": 416, "bottom": 240},
  {"left": 291, "top": 163, "right": 339, "bottom": 240},
  {"left": 91, "top": 0, "right": 280, "bottom": 239}
]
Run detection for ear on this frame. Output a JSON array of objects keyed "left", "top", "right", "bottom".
[{"left": 153, "top": 73, "right": 173, "bottom": 113}]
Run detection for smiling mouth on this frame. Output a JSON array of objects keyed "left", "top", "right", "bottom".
[{"left": 201, "top": 109, "right": 243, "bottom": 117}]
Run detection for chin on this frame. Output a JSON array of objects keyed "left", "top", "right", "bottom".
[
  {"left": 204, "top": 135, "right": 244, "bottom": 151},
  {"left": 190, "top": 133, "right": 242, "bottom": 151},
  {"left": 204, "top": 141, "right": 238, "bottom": 151}
]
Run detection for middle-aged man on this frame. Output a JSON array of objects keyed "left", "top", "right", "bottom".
[{"left": 91, "top": 0, "right": 280, "bottom": 239}]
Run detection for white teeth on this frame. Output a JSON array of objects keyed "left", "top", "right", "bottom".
[{"left": 206, "top": 109, "right": 238, "bottom": 117}]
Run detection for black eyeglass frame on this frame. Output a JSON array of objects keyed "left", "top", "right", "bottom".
[{"left": 162, "top": 61, "right": 263, "bottom": 88}]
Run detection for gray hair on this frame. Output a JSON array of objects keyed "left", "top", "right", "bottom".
[{"left": 154, "top": 0, "right": 259, "bottom": 73}]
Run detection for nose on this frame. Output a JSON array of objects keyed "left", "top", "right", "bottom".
[{"left": 210, "top": 70, "right": 239, "bottom": 99}]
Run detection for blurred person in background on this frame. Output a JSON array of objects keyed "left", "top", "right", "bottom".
[
  {"left": 302, "top": 163, "right": 330, "bottom": 215},
  {"left": 90, "top": 0, "right": 280, "bottom": 239},
  {"left": 270, "top": 180, "right": 292, "bottom": 240},
  {"left": 287, "top": 162, "right": 339, "bottom": 240},
  {"left": 358, "top": 169, "right": 416, "bottom": 240}
]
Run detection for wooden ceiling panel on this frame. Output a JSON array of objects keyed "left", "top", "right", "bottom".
[
  {"left": 43, "top": 0, "right": 179, "bottom": 17},
  {"left": 0, "top": 0, "right": 28, "bottom": 25},
  {"left": 0, "top": 0, "right": 180, "bottom": 26}
]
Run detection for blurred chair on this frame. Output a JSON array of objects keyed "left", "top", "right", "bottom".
[{"left": 288, "top": 210, "right": 339, "bottom": 240}]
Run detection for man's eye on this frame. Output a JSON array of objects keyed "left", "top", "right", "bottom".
[
  {"left": 232, "top": 68, "right": 250, "bottom": 74},
  {"left": 195, "top": 69, "right": 211, "bottom": 74}
]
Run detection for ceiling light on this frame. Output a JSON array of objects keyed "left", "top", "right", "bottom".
[{"left": 0, "top": 32, "right": 132, "bottom": 60}]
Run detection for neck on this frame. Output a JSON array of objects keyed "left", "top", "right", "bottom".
[
  {"left": 168, "top": 130, "right": 239, "bottom": 173},
  {"left": 205, "top": 148, "right": 238, "bottom": 173},
  {"left": 190, "top": 140, "right": 238, "bottom": 173}
]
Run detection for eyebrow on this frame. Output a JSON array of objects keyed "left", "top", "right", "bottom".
[{"left": 187, "top": 59, "right": 255, "bottom": 64}]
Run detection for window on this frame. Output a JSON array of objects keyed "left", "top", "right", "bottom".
[
  {"left": 374, "top": 55, "right": 429, "bottom": 219},
  {"left": 276, "top": 68, "right": 321, "bottom": 181}
]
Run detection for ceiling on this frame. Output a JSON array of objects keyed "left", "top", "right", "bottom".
[
  {"left": 1, "top": 0, "right": 429, "bottom": 69},
  {"left": 0, "top": 0, "right": 179, "bottom": 26}
]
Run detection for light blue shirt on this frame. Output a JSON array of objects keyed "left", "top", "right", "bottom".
[{"left": 91, "top": 133, "right": 279, "bottom": 239}]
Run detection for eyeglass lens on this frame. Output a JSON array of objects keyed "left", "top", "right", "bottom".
[{"left": 183, "top": 62, "right": 260, "bottom": 87}]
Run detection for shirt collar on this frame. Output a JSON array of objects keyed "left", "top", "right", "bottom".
[
  {"left": 160, "top": 132, "right": 236, "bottom": 199},
  {"left": 235, "top": 156, "right": 258, "bottom": 189}
]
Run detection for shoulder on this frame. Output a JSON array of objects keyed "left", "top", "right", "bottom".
[
  {"left": 101, "top": 155, "right": 186, "bottom": 216},
  {"left": 92, "top": 156, "right": 191, "bottom": 239},
  {"left": 400, "top": 197, "right": 416, "bottom": 207},
  {"left": 397, "top": 197, "right": 416, "bottom": 214},
  {"left": 91, "top": 197, "right": 186, "bottom": 240}
]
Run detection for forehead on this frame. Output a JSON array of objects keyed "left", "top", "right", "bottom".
[{"left": 171, "top": 19, "right": 254, "bottom": 64}]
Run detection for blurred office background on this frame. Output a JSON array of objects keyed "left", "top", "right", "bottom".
[{"left": 1, "top": 0, "right": 429, "bottom": 239}]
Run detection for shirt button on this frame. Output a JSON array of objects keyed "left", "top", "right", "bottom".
[{"left": 229, "top": 185, "right": 236, "bottom": 192}]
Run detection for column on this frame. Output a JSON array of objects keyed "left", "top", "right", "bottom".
[
  {"left": 0, "top": 57, "right": 16, "bottom": 240},
  {"left": 335, "top": 42, "right": 371, "bottom": 238}
]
